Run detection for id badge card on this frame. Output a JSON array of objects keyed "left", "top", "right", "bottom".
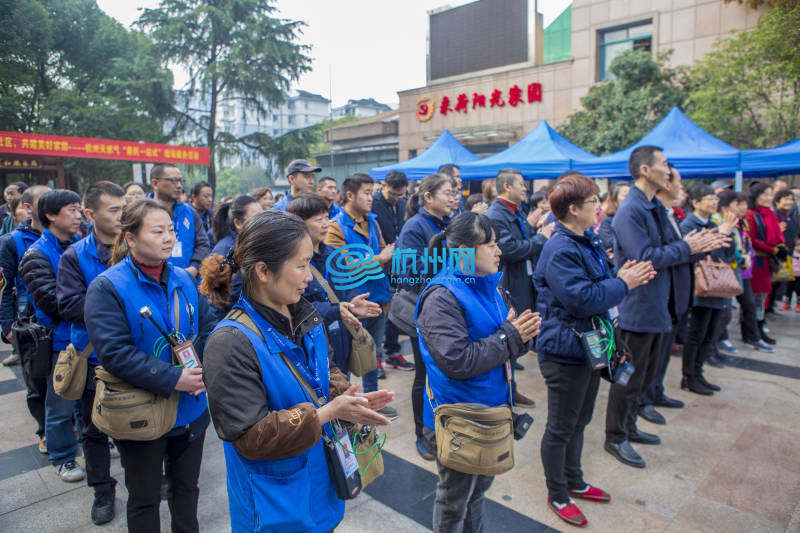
[
  {"left": 334, "top": 426, "right": 359, "bottom": 478},
  {"left": 608, "top": 306, "right": 619, "bottom": 321},
  {"left": 173, "top": 340, "right": 201, "bottom": 368},
  {"left": 171, "top": 240, "right": 183, "bottom": 258},
  {"left": 526, "top": 259, "right": 534, "bottom": 276}
]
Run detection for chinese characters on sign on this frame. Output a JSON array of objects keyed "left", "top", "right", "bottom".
[
  {"left": 0, "top": 131, "right": 210, "bottom": 165},
  {"left": 0, "top": 158, "right": 44, "bottom": 169},
  {"left": 390, "top": 247, "right": 476, "bottom": 285},
  {"left": 415, "top": 82, "right": 543, "bottom": 122}
]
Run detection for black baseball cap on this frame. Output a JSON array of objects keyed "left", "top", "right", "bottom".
[{"left": 286, "top": 159, "right": 322, "bottom": 175}]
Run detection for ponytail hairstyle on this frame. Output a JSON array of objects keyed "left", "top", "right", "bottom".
[
  {"left": 212, "top": 194, "right": 259, "bottom": 243},
  {"left": 110, "top": 199, "right": 171, "bottom": 265},
  {"left": 427, "top": 211, "right": 496, "bottom": 265},
  {"left": 201, "top": 210, "right": 310, "bottom": 306},
  {"left": 405, "top": 173, "right": 451, "bottom": 220}
]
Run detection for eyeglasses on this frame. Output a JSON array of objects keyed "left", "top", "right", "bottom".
[
  {"left": 158, "top": 177, "right": 184, "bottom": 185},
  {"left": 583, "top": 197, "right": 600, "bottom": 205}
]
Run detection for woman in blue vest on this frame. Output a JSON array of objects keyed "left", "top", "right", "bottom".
[
  {"left": 84, "top": 199, "right": 215, "bottom": 533},
  {"left": 415, "top": 211, "right": 541, "bottom": 533},
  {"left": 533, "top": 173, "right": 655, "bottom": 527},
  {"left": 202, "top": 209, "right": 394, "bottom": 533}
]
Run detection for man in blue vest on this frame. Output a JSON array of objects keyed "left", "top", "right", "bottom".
[
  {"left": 326, "top": 173, "right": 398, "bottom": 419},
  {"left": 317, "top": 175, "right": 343, "bottom": 219},
  {"left": 19, "top": 189, "right": 84, "bottom": 483},
  {"left": 0, "top": 185, "right": 50, "bottom": 451},
  {"left": 150, "top": 163, "right": 210, "bottom": 277},
  {"left": 273, "top": 159, "right": 321, "bottom": 211},
  {"left": 56, "top": 181, "right": 124, "bottom": 524}
]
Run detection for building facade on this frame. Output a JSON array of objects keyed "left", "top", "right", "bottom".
[
  {"left": 332, "top": 98, "right": 393, "bottom": 119},
  {"left": 397, "top": 0, "right": 763, "bottom": 161}
]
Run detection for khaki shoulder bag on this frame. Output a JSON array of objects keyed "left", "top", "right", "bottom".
[
  {"left": 53, "top": 342, "right": 92, "bottom": 400},
  {"left": 427, "top": 374, "right": 515, "bottom": 477},
  {"left": 91, "top": 291, "right": 183, "bottom": 441},
  {"left": 228, "top": 309, "right": 385, "bottom": 488},
  {"left": 309, "top": 265, "right": 377, "bottom": 377}
]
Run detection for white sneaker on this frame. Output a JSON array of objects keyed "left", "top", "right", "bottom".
[
  {"left": 38, "top": 436, "right": 47, "bottom": 454},
  {"left": 2, "top": 352, "right": 19, "bottom": 366},
  {"left": 56, "top": 461, "right": 85, "bottom": 482}
]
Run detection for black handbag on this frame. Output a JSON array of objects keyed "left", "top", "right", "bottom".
[
  {"left": 387, "top": 288, "right": 418, "bottom": 336},
  {"left": 12, "top": 317, "right": 54, "bottom": 379}
]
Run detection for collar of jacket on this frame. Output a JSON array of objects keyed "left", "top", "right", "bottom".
[
  {"left": 16, "top": 219, "right": 41, "bottom": 238},
  {"left": 250, "top": 296, "right": 320, "bottom": 342},
  {"left": 419, "top": 208, "right": 449, "bottom": 230},
  {"left": 497, "top": 197, "right": 518, "bottom": 215},
  {"left": 686, "top": 211, "right": 714, "bottom": 229},
  {"left": 628, "top": 185, "right": 661, "bottom": 210},
  {"left": 42, "top": 227, "right": 77, "bottom": 251},
  {"left": 552, "top": 220, "right": 604, "bottom": 250},
  {"left": 438, "top": 265, "right": 504, "bottom": 300}
]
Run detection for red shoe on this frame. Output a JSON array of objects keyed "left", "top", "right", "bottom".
[
  {"left": 569, "top": 484, "right": 611, "bottom": 503},
  {"left": 386, "top": 354, "right": 415, "bottom": 371},
  {"left": 795, "top": 304, "right": 800, "bottom": 312},
  {"left": 780, "top": 302, "right": 791, "bottom": 311},
  {"left": 548, "top": 498, "right": 587, "bottom": 527}
]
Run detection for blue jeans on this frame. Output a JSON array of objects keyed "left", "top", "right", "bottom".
[
  {"left": 45, "top": 352, "right": 79, "bottom": 466},
  {"left": 361, "top": 313, "right": 387, "bottom": 393}
]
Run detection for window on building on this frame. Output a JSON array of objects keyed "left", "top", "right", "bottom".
[
  {"left": 598, "top": 21, "right": 652, "bottom": 81},
  {"left": 288, "top": 116, "right": 295, "bottom": 125},
  {"left": 408, "top": 149, "right": 417, "bottom": 159},
  {"left": 288, "top": 101, "right": 295, "bottom": 110},
  {"left": 304, "top": 101, "right": 309, "bottom": 109}
]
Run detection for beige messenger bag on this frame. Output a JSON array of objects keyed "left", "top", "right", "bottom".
[{"left": 53, "top": 343, "right": 92, "bottom": 401}]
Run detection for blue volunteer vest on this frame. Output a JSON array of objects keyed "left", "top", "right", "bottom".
[
  {"left": 415, "top": 267, "right": 510, "bottom": 430},
  {"left": 70, "top": 232, "right": 109, "bottom": 365},
  {"left": 214, "top": 296, "right": 343, "bottom": 533},
  {"left": 28, "top": 229, "right": 73, "bottom": 350},
  {"left": 331, "top": 210, "right": 391, "bottom": 303},
  {"left": 168, "top": 202, "right": 196, "bottom": 269},
  {"left": 11, "top": 226, "right": 39, "bottom": 300},
  {"left": 99, "top": 255, "right": 207, "bottom": 427}
]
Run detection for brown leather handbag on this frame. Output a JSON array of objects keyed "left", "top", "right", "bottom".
[{"left": 694, "top": 255, "right": 743, "bottom": 298}]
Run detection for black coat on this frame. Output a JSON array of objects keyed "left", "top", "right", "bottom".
[
  {"left": 0, "top": 220, "right": 40, "bottom": 336},
  {"left": 485, "top": 199, "right": 547, "bottom": 313},
  {"left": 371, "top": 190, "right": 406, "bottom": 245}
]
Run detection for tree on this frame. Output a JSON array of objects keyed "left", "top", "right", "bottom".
[
  {"left": 138, "top": 0, "right": 312, "bottom": 191},
  {"left": 557, "top": 50, "right": 688, "bottom": 155},
  {"left": 687, "top": 4, "right": 800, "bottom": 148},
  {"left": 0, "top": 0, "right": 175, "bottom": 187},
  {"left": 723, "top": 0, "right": 797, "bottom": 9}
]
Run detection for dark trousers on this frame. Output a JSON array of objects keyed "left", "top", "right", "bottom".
[
  {"left": 738, "top": 279, "right": 759, "bottom": 343},
  {"left": 605, "top": 331, "right": 664, "bottom": 443},
  {"left": 20, "top": 348, "right": 46, "bottom": 438},
  {"left": 384, "top": 318, "right": 402, "bottom": 355},
  {"left": 682, "top": 306, "right": 725, "bottom": 378},
  {"left": 80, "top": 366, "right": 115, "bottom": 490},
  {"left": 641, "top": 310, "right": 689, "bottom": 407},
  {"left": 433, "top": 458, "right": 494, "bottom": 533},
  {"left": 115, "top": 429, "right": 206, "bottom": 533},
  {"left": 410, "top": 335, "right": 428, "bottom": 440},
  {"left": 539, "top": 360, "right": 601, "bottom": 503}
]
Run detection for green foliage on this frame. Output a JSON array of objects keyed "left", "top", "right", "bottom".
[
  {"left": 558, "top": 50, "right": 688, "bottom": 155},
  {"left": 723, "top": 0, "right": 797, "bottom": 9},
  {"left": 213, "top": 165, "right": 270, "bottom": 198},
  {"left": 687, "top": 5, "right": 800, "bottom": 148},
  {"left": 138, "top": 0, "right": 312, "bottom": 190},
  {"left": 0, "top": 0, "right": 174, "bottom": 187}
]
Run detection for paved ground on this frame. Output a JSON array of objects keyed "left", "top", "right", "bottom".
[{"left": 0, "top": 307, "right": 798, "bottom": 532}]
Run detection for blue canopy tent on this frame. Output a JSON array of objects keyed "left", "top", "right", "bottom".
[
  {"left": 741, "top": 138, "right": 800, "bottom": 177},
  {"left": 573, "top": 107, "right": 742, "bottom": 179},
  {"left": 459, "top": 120, "right": 598, "bottom": 181},
  {"left": 368, "top": 130, "right": 479, "bottom": 181}
]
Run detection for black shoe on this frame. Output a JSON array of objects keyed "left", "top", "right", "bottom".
[
  {"left": 513, "top": 360, "right": 525, "bottom": 370},
  {"left": 758, "top": 320, "right": 777, "bottom": 345},
  {"left": 91, "top": 486, "right": 116, "bottom": 525},
  {"left": 681, "top": 376, "right": 713, "bottom": 395},
  {"left": 160, "top": 475, "right": 168, "bottom": 501},
  {"left": 415, "top": 438, "right": 434, "bottom": 461},
  {"left": 628, "top": 427, "right": 661, "bottom": 445},
  {"left": 707, "top": 355, "right": 725, "bottom": 368},
  {"left": 604, "top": 440, "right": 645, "bottom": 468},
  {"left": 638, "top": 405, "right": 666, "bottom": 425},
  {"left": 697, "top": 373, "right": 721, "bottom": 391},
  {"left": 654, "top": 395, "right": 684, "bottom": 409},
  {"left": 513, "top": 390, "right": 536, "bottom": 408}
]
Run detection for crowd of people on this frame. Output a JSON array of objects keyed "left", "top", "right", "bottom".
[{"left": 0, "top": 148, "right": 796, "bottom": 532}]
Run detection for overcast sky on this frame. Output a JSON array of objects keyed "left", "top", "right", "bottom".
[{"left": 96, "top": 0, "right": 572, "bottom": 108}]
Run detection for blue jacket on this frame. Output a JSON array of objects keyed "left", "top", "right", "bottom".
[
  {"left": 395, "top": 208, "right": 448, "bottom": 292},
  {"left": 533, "top": 222, "right": 628, "bottom": 365},
  {"left": 680, "top": 212, "right": 737, "bottom": 310},
  {"left": 169, "top": 202, "right": 200, "bottom": 269},
  {"left": 214, "top": 296, "right": 344, "bottom": 533},
  {"left": 612, "top": 186, "right": 691, "bottom": 333},
  {"left": 305, "top": 243, "right": 350, "bottom": 371},
  {"left": 0, "top": 220, "right": 40, "bottom": 336},
  {"left": 416, "top": 267, "right": 511, "bottom": 430},
  {"left": 371, "top": 190, "right": 406, "bottom": 244},
  {"left": 597, "top": 215, "right": 615, "bottom": 250},
  {"left": 273, "top": 192, "right": 292, "bottom": 211},
  {"left": 85, "top": 255, "right": 214, "bottom": 429},
  {"left": 211, "top": 230, "right": 237, "bottom": 257},
  {"left": 330, "top": 209, "right": 392, "bottom": 303},
  {"left": 56, "top": 232, "right": 110, "bottom": 365}
]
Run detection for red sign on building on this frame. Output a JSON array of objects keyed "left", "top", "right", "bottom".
[{"left": 416, "top": 82, "right": 542, "bottom": 122}]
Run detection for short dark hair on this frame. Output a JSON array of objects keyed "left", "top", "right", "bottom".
[
  {"left": 437, "top": 164, "right": 460, "bottom": 178},
  {"left": 385, "top": 171, "right": 408, "bottom": 190},
  {"left": 774, "top": 189, "right": 794, "bottom": 205},
  {"left": 530, "top": 190, "right": 548, "bottom": 210},
  {"left": 717, "top": 190, "right": 746, "bottom": 209},
  {"left": 37, "top": 189, "right": 81, "bottom": 228},
  {"left": 465, "top": 193, "right": 484, "bottom": 211},
  {"left": 7, "top": 181, "right": 27, "bottom": 194},
  {"left": 687, "top": 183, "right": 716, "bottom": 206},
  {"left": 748, "top": 182, "right": 772, "bottom": 210},
  {"left": 342, "top": 172, "right": 374, "bottom": 203},
  {"left": 123, "top": 181, "right": 145, "bottom": 194},
  {"left": 495, "top": 168, "right": 523, "bottom": 194},
  {"left": 84, "top": 181, "right": 124, "bottom": 211},
  {"left": 191, "top": 181, "right": 212, "bottom": 198},
  {"left": 150, "top": 163, "right": 178, "bottom": 182},
  {"left": 20, "top": 185, "right": 50, "bottom": 207},
  {"left": 628, "top": 145, "right": 663, "bottom": 180},
  {"left": 318, "top": 176, "right": 336, "bottom": 187},
  {"left": 286, "top": 193, "right": 329, "bottom": 220},
  {"left": 549, "top": 173, "right": 600, "bottom": 221}
]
